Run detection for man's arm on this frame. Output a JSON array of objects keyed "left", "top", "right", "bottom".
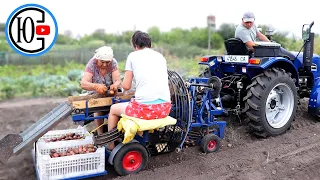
[
  {"left": 245, "top": 41, "right": 256, "bottom": 52},
  {"left": 257, "top": 31, "right": 270, "bottom": 42}
]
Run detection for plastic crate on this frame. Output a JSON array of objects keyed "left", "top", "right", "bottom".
[
  {"left": 35, "top": 130, "right": 106, "bottom": 180},
  {"left": 38, "top": 126, "right": 91, "bottom": 142}
]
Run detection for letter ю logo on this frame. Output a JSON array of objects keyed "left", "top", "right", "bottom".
[{"left": 5, "top": 4, "right": 58, "bottom": 56}]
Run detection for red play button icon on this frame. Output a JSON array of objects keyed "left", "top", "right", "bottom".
[{"left": 36, "top": 25, "right": 50, "bottom": 35}]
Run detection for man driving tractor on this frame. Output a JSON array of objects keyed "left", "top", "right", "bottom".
[{"left": 235, "top": 11, "right": 296, "bottom": 60}]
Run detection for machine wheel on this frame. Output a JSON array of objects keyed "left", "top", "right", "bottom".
[
  {"left": 244, "top": 67, "right": 297, "bottom": 137},
  {"left": 200, "top": 134, "right": 221, "bottom": 153},
  {"left": 113, "top": 143, "right": 149, "bottom": 176}
]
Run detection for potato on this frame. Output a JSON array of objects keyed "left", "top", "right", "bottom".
[
  {"left": 67, "top": 133, "right": 75, "bottom": 137},
  {"left": 67, "top": 148, "right": 73, "bottom": 153},
  {"left": 52, "top": 153, "right": 59, "bottom": 158},
  {"left": 87, "top": 144, "right": 94, "bottom": 148},
  {"left": 73, "top": 148, "right": 79, "bottom": 154}
]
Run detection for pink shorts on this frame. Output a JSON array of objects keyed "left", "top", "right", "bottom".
[{"left": 125, "top": 99, "right": 172, "bottom": 120}]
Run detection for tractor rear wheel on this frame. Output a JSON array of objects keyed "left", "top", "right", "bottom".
[{"left": 244, "top": 67, "right": 297, "bottom": 137}]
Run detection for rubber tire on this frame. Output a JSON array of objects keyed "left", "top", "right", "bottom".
[
  {"left": 113, "top": 143, "right": 149, "bottom": 176},
  {"left": 244, "top": 67, "right": 297, "bottom": 137},
  {"left": 200, "top": 134, "right": 221, "bottom": 153}
]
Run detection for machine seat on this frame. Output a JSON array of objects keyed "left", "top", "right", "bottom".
[
  {"left": 117, "top": 114, "right": 177, "bottom": 144},
  {"left": 224, "top": 38, "right": 251, "bottom": 56}
]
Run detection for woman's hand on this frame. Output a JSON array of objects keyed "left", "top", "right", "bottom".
[
  {"left": 109, "top": 84, "right": 118, "bottom": 91},
  {"left": 93, "top": 84, "right": 108, "bottom": 94}
]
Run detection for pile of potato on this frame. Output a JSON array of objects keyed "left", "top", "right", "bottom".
[
  {"left": 50, "top": 144, "right": 97, "bottom": 158},
  {"left": 44, "top": 133, "right": 84, "bottom": 142}
]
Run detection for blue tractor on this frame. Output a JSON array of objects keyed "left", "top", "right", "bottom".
[{"left": 198, "top": 21, "right": 318, "bottom": 137}]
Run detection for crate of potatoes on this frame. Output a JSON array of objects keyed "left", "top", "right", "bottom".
[{"left": 34, "top": 128, "right": 106, "bottom": 180}]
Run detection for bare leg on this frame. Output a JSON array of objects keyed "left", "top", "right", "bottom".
[
  {"left": 107, "top": 102, "right": 128, "bottom": 150},
  {"left": 94, "top": 112, "right": 105, "bottom": 135}
]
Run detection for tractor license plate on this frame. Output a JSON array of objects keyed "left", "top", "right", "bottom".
[{"left": 224, "top": 55, "right": 249, "bottom": 63}]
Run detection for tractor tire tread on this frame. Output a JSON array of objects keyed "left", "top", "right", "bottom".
[{"left": 245, "top": 67, "right": 297, "bottom": 138}]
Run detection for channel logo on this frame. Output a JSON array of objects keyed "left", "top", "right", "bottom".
[{"left": 5, "top": 4, "right": 58, "bottom": 56}]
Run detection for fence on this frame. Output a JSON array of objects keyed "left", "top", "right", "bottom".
[{"left": 0, "top": 40, "right": 216, "bottom": 66}]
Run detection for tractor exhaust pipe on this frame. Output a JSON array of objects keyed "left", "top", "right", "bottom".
[{"left": 303, "top": 21, "right": 315, "bottom": 72}]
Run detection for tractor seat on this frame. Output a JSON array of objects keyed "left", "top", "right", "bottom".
[{"left": 224, "top": 38, "right": 251, "bottom": 56}]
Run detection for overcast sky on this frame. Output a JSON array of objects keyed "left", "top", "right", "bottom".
[{"left": 1, "top": 0, "right": 319, "bottom": 39}]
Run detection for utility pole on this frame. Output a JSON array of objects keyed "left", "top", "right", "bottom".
[{"left": 207, "top": 15, "right": 216, "bottom": 53}]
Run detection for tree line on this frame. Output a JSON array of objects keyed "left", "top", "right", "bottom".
[{"left": 0, "top": 22, "right": 318, "bottom": 53}]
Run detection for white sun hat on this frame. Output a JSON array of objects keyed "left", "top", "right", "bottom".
[{"left": 94, "top": 46, "right": 114, "bottom": 61}]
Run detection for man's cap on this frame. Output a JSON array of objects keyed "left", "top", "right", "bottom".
[{"left": 243, "top": 11, "right": 255, "bottom": 22}]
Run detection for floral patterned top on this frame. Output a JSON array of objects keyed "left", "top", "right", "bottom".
[{"left": 85, "top": 57, "right": 118, "bottom": 94}]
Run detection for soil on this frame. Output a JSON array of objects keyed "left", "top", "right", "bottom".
[{"left": 1, "top": 97, "right": 320, "bottom": 180}]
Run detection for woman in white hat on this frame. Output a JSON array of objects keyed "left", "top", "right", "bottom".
[{"left": 80, "top": 46, "right": 121, "bottom": 134}]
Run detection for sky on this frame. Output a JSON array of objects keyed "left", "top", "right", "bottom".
[{"left": 1, "top": 0, "right": 319, "bottom": 39}]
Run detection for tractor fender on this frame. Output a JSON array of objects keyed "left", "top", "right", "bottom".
[
  {"left": 308, "top": 78, "right": 320, "bottom": 117},
  {"left": 259, "top": 58, "right": 299, "bottom": 86}
]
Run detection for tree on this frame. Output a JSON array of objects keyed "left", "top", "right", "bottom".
[
  {"left": 187, "top": 27, "right": 207, "bottom": 48},
  {"left": 147, "top": 26, "right": 161, "bottom": 43},
  {"left": 0, "top": 35, "right": 10, "bottom": 51},
  {"left": 121, "top": 30, "right": 134, "bottom": 44},
  {"left": 92, "top": 28, "right": 106, "bottom": 40},
  {"left": 217, "top": 23, "right": 236, "bottom": 40},
  {"left": 161, "top": 28, "right": 187, "bottom": 45},
  {"left": 56, "top": 34, "right": 73, "bottom": 44},
  {"left": 0, "top": 23, "right": 5, "bottom": 32}
]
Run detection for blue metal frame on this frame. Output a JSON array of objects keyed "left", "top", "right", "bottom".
[
  {"left": 68, "top": 81, "right": 227, "bottom": 178},
  {"left": 187, "top": 77, "right": 226, "bottom": 140},
  {"left": 71, "top": 96, "right": 131, "bottom": 122}
]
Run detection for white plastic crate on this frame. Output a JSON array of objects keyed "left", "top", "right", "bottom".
[
  {"left": 35, "top": 130, "right": 106, "bottom": 180},
  {"left": 38, "top": 126, "right": 92, "bottom": 143}
]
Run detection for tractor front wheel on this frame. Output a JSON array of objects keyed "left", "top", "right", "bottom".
[{"left": 244, "top": 67, "right": 297, "bottom": 137}]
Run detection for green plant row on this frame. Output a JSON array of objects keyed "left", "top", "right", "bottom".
[{"left": 0, "top": 59, "right": 202, "bottom": 101}]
